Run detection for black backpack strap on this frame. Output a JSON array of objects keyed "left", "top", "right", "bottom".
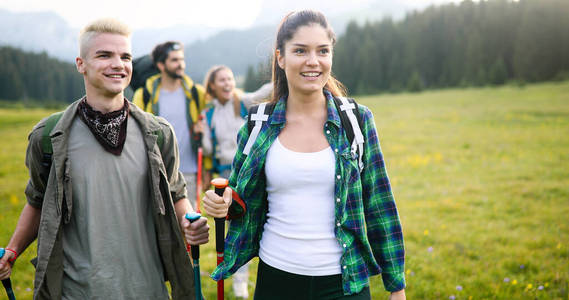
[
  {"left": 247, "top": 102, "right": 275, "bottom": 132},
  {"left": 40, "top": 111, "right": 64, "bottom": 182},
  {"left": 142, "top": 86, "right": 151, "bottom": 110},
  {"left": 190, "top": 84, "right": 199, "bottom": 111},
  {"left": 244, "top": 102, "right": 275, "bottom": 155},
  {"left": 333, "top": 97, "right": 365, "bottom": 171}
]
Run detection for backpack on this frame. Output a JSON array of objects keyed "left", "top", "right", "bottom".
[
  {"left": 130, "top": 54, "right": 200, "bottom": 112},
  {"left": 244, "top": 96, "right": 365, "bottom": 171},
  {"left": 40, "top": 112, "right": 165, "bottom": 181},
  {"left": 130, "top": 55, "right": 158, "bottom": 93}
]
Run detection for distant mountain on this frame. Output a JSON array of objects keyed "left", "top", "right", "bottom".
[
  {"left": 0, "top": 1, "right": 442, "bottom": 82},
  {"left": 0, "top": 9, "right": 77, "bottom": 63},
  {"left": 132, "top": 25, "right": 220, "bottom": 58},
  {"left": 183, "top": 25, "right": 275, "bottom": 83},
  {"left": 0, "top": 9, "right": 221, "bottom": 63}
]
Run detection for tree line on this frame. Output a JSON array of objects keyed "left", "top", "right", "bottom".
[
  {"left": 0, "top": 46, "right": 84, "bottom": 102},
  {"left": 245, "top": 0, "right": 569, "bottom": 94}
]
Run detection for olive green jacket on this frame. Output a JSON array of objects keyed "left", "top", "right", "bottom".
[{"left": 25, "top": 98, "right": 196, "bottom": 299}]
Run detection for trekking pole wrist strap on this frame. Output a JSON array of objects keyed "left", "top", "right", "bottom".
[{"left": 5, "top": 248, "right": 17, "bottom": 263}]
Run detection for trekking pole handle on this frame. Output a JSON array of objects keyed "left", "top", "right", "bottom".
[
  {"left": 185, "top": 212, "right": 202, "bottom": 260},
  {"left": 211, "top": 178, "right": 229, "bottom": 254},
  {"left": 0, "top": 248, "right": 16, "bottom": 300}
]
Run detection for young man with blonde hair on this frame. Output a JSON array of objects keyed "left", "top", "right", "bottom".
[{"left": 0, "top": 18, "right": 208, "bottom": 299}]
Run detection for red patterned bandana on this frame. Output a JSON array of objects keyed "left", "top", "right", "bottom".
[{"left": 77, "top": 98, "right": 129, "bottom": 155}]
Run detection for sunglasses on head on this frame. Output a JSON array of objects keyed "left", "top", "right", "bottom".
[
  {"left": 157, "top": 43, "right": 182, "bottom": 63},
  {"left": 168, "top": 43, "right": 182, "bottom": 52}
]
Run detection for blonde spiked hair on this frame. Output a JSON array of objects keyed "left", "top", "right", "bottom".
[{"left": 79, "top": 18, "right": 131, "bottom": 58}]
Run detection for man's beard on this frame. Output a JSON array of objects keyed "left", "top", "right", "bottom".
[{"left": 165, "top": 67, "right": 183, "bottom": 79}]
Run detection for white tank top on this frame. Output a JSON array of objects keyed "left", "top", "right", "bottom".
[{"left": 260, "top": 137, "right": 342, "bottom": 276}]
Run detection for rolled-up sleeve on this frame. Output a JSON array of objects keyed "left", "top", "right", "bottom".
[{"left": 25, "top": 122, "right": 48, "bottom": 208}]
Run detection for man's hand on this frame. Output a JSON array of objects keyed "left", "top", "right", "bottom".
[
  {"left": 0, "top": 250, "right": 14, "bottom": 280},
  {"left": 180, "top": 216, "right": 209, "bottom": 246},
  {"left": 390, "top": 289, "right": 406, "bottom": 300},
  {"left": 202, "top": 187, "right": 232, "bottom": 218}
]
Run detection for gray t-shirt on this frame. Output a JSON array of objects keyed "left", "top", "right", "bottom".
[
  {"left": 158, "top": 88, "right": 197, "bottom": 174},
  {"left": 62, "top": 116, "right": 169, "bottom": 299}
]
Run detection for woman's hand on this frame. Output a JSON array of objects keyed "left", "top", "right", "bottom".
[
  {"left": 202, "top": 187, "right": 232, "bottom": 218},
  {"left": 389, "top": 289, "right": 406, "bottom": 300}
]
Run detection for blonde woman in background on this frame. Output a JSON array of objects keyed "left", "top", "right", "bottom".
[{"left": 201, "top": 65, "right": 271, "bottom": 298}]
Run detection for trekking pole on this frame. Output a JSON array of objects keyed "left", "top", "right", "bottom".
[
  {"left": 196, "top": 115, "right": 204, "bottom": 213},
  {"left": 211, "top": 178, "right": 228, "bottom": 300},
  {"left": 0, "top": 248, "right": 16, "bottom": 300},
  {"left": 185, "top": 212, "right": 203, "bottom": 300}
]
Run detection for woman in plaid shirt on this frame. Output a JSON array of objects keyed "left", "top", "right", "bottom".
[{"left": 203, "top": 10, "right": 406, "bottom": 300}]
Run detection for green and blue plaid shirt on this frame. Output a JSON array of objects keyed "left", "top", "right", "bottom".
[{"left": 211, "top": 91, "right": 405, "bottom": 294}]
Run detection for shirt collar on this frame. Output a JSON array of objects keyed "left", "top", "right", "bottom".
[
  {"left": 324, "top": 89, "right": 342, "bottom": 129},
  {"left": 269, "top": 96, "right": 287, "bottom": 125},
  {"left": 268, "top": 89, "right": 342, "bottom": 128}
]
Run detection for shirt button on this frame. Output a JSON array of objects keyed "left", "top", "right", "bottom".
[
  {"left": 326, "top": 130, "right": 331, "bottom": 134},
  {"left": 343, "top": 265, "right": 347, "bottom": 270},
  {"left": 336, "top": 222, "right": 341, "bottom": 227},
  {"left": 336, "top": 175, "right": 341, "bottom": 180},
  {"left": 336, "top": 198, "right": 340, "bottom": 203},
  {"left": 343, "top": 243, "right": 347, "bottom": 248},
  {"left": 334, "top": 148, "right": 338, "bottom": 153}
]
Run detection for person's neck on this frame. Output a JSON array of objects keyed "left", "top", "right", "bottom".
[
  {"left": 84, "top": 90, "right": 125, "bottom": 114},
  {"left": 160, "top": 73, "right": 183, "bottom": 92},
  {"left": 217, "top": 97, "right": 230, "bottom": 105},
  {"left": 286, "top": 89, "right": 326, "bottom": 117}
]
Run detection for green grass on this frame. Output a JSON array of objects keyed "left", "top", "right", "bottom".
[{"left": 1, "top": 81, "right": 568, "bottom": 299}]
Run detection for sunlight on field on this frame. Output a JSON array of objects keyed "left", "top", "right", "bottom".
[{"left": 1, "top": 81, "right": 568, "bottom": 299}]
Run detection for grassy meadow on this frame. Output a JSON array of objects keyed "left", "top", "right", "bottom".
[{"left": 0, "top": 81, "right": 568, "bottom": 299}]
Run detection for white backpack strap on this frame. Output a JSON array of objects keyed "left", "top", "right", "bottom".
[
  {"left": 243, "top": 103, "right": 269, "bottom": 155},
  {"left": 338, "top": 97, "right": 365, "bottom": 171}
]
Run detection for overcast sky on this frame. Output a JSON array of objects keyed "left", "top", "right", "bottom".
[
  {"left": 0, "top": 0, "right": 461, "bottom": 30},
  {"left": 0, "top": 0, "right": 265, "bottom": 29}
]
